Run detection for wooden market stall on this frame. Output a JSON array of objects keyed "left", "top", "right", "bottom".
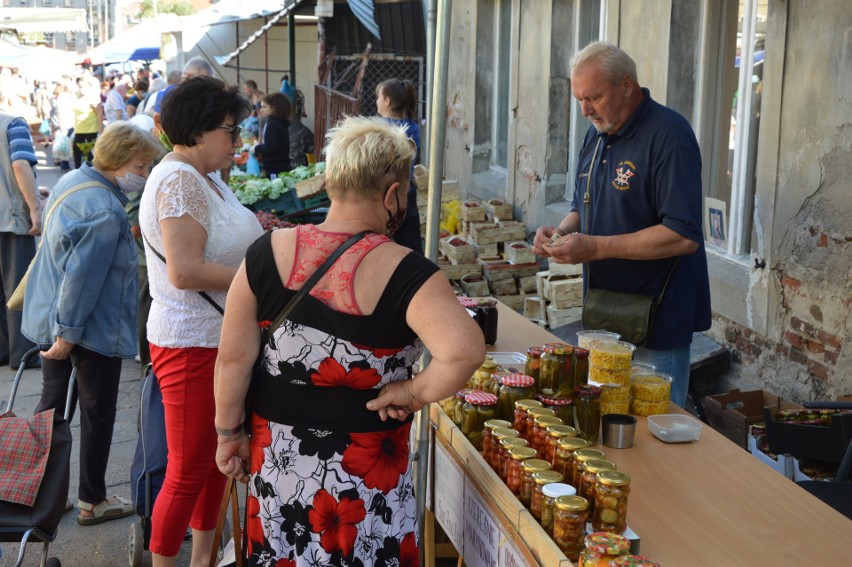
[{"left": 425, "top": 302, "right": 852, "bottom": 566}]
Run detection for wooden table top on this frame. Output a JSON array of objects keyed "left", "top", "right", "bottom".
[{"left": 482, "top": 302, "right": 852, "bottom": 564}]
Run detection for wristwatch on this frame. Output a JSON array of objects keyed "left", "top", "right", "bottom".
[{"left": 215, "top": 422, "right": 245, "bottom": 437}]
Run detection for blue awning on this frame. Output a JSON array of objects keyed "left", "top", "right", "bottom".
[
  {"left": 349, "top": 0, "right": 381, "bottom": 40},
  {"left": 128, "top": 46, "right": 160, "bottom": 61}
]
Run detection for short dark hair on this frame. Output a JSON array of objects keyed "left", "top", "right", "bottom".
[
  {"left": 159, "top": 76, "right": 252, "bottom": 147},
  {"left": 262, "top": 92, "right": 292, "bottom": 121},
  {"left": 134, "top": 79, "right": 149, "bottom": 93},
  {"left": 245, "top": 79, "right": 258, "bottom": 90}
]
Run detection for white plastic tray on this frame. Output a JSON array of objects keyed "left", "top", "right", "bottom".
[
  {"left": 647, "top": 414, "right": 703, "bottom": 443},
  {"left": 488, "top": 351, "right": 527, "bottom": 372}
]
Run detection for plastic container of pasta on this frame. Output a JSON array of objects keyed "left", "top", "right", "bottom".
[
  {"left": 588, "top": 340, "right": 635, "bottom": 370},
  {"left": 576, "top": 330, "right": 621, "bottom": 350}
]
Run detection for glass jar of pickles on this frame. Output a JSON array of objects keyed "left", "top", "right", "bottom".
[
  {"left": 531, "top": 415, "right": 563, "bottom": 455},
  {"left": 574, "top": 385, "right": 602, "bottom": 443},
  {"left": 446, "top": 388, "right": 475, "bottom": 427},
  {"left": 513, "top": 398, "right": 543, "bottom": 438},
  {"left": 482, "top": 421, "right": 513, "bottom": 469},
  {"left": 530, "top": 470, "right": 563, "bottom": 521},
  {"left": 461, "top": 391, "right": 498, "bottom": 449},
  {"left": 540, "top": 483, "right": 576, "bottom": 536},
  {"left": 506, "top": 447, "right": 537, "bottom": 495},
  {"left": 544, "top": 424, "right": 577, "bottom": 464},
  {"left": 525, "top": 346, "right": 544, "bottom": 383},
  {"left": 498, "top": 373, "right": 536, "bottom": 421},
  {"left": 519, "top": 458, "right": 551, "bottom": 509},
  {"left": 553, "top": 436, "right": 589, "bottom": 478},
  {"left": 593, "top": 471, "right": 631, "bottom": 534},
  {"left": 573, "top": 347, "right": 590, "bottom": 388},
  {"left": 537, "top": 395, "right": 573, "bottom": 424},
  {"left": 552, "top": 495, "right": 589, "bottom": 561},
  {"left": 470, "top": 356, "right": 498, "bottom": 391},
  {"left": 485, "top": 371, "right": 507, "bottom": 396},
  {"left": 499, "top": 436, "right": 529, "bottom": 482},
  {"left": 578, "top": 459, "right": 617, "bottom": 517},
  {"left": 525, "top": 407, "right": 556, "bottom": 444},
  {"left": 578, "top": 532, "right": 630, "bottom": 566},
  {"left": 571, "top": 448, "right": 606, "bottom": 489},
  {"left": 539, "top": 343, "right": 574, "bottom": 398}
]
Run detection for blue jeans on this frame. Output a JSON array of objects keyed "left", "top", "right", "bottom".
[{"left": 633, "top": 344, "right": 692, "bottom": 407}]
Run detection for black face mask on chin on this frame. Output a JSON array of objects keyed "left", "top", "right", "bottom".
[{"left": 384, "top": 186, "right": 406, "bottom": 237}]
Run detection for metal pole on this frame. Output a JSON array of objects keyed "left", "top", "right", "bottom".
[
  {"left": 422, "top": 0, "right": 437, "bottom": 167},
  {"left": 289, "top": 13, "right": 297, "bottom": 89},
  {"left": 416, "top": 1, "right": 451, "bottom": 564}
]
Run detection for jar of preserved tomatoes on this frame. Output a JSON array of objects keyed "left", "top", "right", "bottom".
[
  {"left": 482, "top": 419, "right": 512, "bottom": 465},
  {"left": 524, "top": 346, "right": 544, "bottom": 383},
  {"left": 524, "top": 407, "right": 556, "bottom": 445},
  {"left": 552, "top": 495, "right": 589, "bottom": 561},
  {"left": 531, "top": 415, "right": 563, "bottom": 455},
  {"left": 519, "top": 458, "right": 551, "bottom": 509},
  {"left": 530, "top": 470, "right": 563, "bottom": 521},
  {"left": 506, "top": 447, "right": 537, "bottom": 495},
  {"left": 461, "top": 391, "right": 498, "bottom": 450},
  {"left": 499, "top": 437, "right": 529, "bottom": 481},
  {"left": 539, "top": 343, "right": 574, "bottom": 398},
  {"left": 537, "top": 395, "right": 573, "bottom": 424},
  {"left": 578, "top": 459, "right": 616, "bottom": 517},
  {"left": 553, "top": 436, "right": 589, "bottom": 478},
  {"left": 578, "top": 532, "right": 630, "bottom": 566},
  {"left": 513, "top": 398, "right": 542, "bottom": 438},
  {"left": 489, "top": 427, "right": 518, "bottom": 472},
  {"left": 544, "top": 424, "right": 577, "bottom": 464},
  {"left": 540, "top": 483, "right": 576, "bottom": 536},
  {"left": 593, "top": 470, "right": 631, "bottom": 534},
  {"left": 571, "top": 448, "right": 605, "bottom": 489},
  {"left": 572, "top": 347, "right": 590, "bottom": 388},
  {"left": 498, "top": 373, "right": 536, "bottom": 422},
  {"left": 574, "top": 384, "right": 602, "bottom": 443}
]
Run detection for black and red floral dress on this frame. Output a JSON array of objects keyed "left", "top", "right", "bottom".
[{"left": 243, "top": 226, "right": 437, "bottom": 567}]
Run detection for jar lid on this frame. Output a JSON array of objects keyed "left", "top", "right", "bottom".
[
  {"left": 554, "top": 495, "right": 589, "bottom": 511},
  {"left": 583, "top": 459, "right": 617, "bottom": 474},
  {"left": 501, "top": 373, "right": 534, "bottom": 387},
  {"left": 537, "top": 395, "right": 572, "bottom": 406},
  {"left": 612, "top": 555, "right": 660, "bottom": 567},
  {"left": 573, "top": 347, "right": 589, "bottom": 359},
  {"left": 574, "top": 384, "right": 602, "bottom": 398},
  {"left": 489, "top": 372, "right": 509, "bottom": 386},
  {"left": 532, "top": 470, "right": 564, "bottom": 485},
  {"left": 557, "top": 437, "right": 589, "bottom": 451},
  {"left": 526, "top": 407, "right": 556, "bottom": 419},
  {"left": 484, "top": 419, "right": 512, "bottom": 431},
  {"left": 542, "top": 482, "right": 576, "bottom": 498},
  {"left": 584, "top": 532, "right": 630, "bottom": 556},
  {"left": 526, "top": 346, "right": 544, "bottom": 357},
  {"left": 533, "top": 416, "right": 564, "bottom": 428},
  {"left": 547, "top": 425, "right": 577, "bottom": 438},
  {"left": 457, "top": 296, "right": 479, "bottom": 309},
  {"left": 465, "top": 391, "right": 498, "bottom": 405},
  {"left": 509, "top": 446, "right": 538, "bottom": 460},
  {"left": 597, "top": 470, "right": 631, "bottom": 486},
  {"left": 544, "top": 342, "right": 573, "bottom": 355},
  {"left": 514, "top": 398, "right": 543, "bottom": 410},
  {"left": 454, "top": 388, "right": 475, "bottom": 399},
  {"left": 573, "top": 448, "right": 606, "bottom": 462},
  {"left": 521, "top": 458, "right": 551, "bottom": 473},
  {"left": 501, "top": 436, "right": 529, "bottom": 449},
  {"left": 492, "top": 427, "right": 519, "bottom": 440}
]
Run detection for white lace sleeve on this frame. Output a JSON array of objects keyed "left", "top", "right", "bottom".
[{"left": 154, "top": 168, "right": 211, "bottom": 229}]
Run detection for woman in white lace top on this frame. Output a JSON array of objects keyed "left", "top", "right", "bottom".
[{"left": 139, "top": 76, "right": 263, "bottom": 567}]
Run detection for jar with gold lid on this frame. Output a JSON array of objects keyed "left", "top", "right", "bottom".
[
  {"left": 544, "top": 424, "right": 577, "bottom": 464},
  {"left": 519, "top": 458, "right": 551, "bottom": 509},
  {"left": 552, "top": 495, "right": 589, "bottom": 561},
  {"left": 482, "top": 419, "right": 512, "bottom": 466},
  {"left": 553, "top": 436, "right": 589, "bottom": 477},
  {"left": 540, "top": 483, "right": 576, "bottom": 536},
  {"left": 530, "top": 470, "right": 564, "bottom": 521},
  {"left": 488, "top": 427, "right": 518, "bottom": 472},
  {"left": 525, "top": 407, "right": 556, "bottom": 444},
  {"left": 531, "top": 415, "right": 563, "bottom": 456},
  {"left": 578, "top": 459, "right": 616, "bottom": 517},
  {"left": 537, "top": 395, "right": 573, "bottom": 424},
  {"left": 461, "top": 391, "right": 498, "bottom": 450},
  {"left": 499, "top": 437, "right": 529, "bottom": 482},
  {"left": 513, "top": 398, "right": 542, "bottom": 438},
  {"left": 524, "top": 346, "right": 544, "bottom": 383},
  {"left": 578, "top": 532, "right": 630, "bottom": 566},
  {"left": 593, "top": 470, "right": 631, "bottom": 534},
  {"left": 539, "top": 342, "right": 574, "bottom": 398},
  {"left": 507, "top": 446, "right": 537, "bottom": 494},
  {"left": 498, "top": 373, "right": 536, "bottom": 422},
  {"left": 571, "top": 448, "right": 605, "bottom": 489}
]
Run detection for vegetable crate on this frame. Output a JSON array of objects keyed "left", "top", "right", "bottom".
[{"left": 250, "top": 191, "right": 303, "bottom": 215}]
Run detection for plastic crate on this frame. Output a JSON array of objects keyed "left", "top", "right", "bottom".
[{"left": 251, "top": 190, "right": 303, "bottom": 215}]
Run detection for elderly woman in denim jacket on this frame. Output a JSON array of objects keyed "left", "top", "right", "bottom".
[{"left": 22, "top": 122, "right": 162, "bottom": 526}]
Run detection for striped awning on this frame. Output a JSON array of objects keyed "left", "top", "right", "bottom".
[{"left": 349, "top": 0, "right": 381, "bottom": 40}]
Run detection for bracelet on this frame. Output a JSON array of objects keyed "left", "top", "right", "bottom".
[{"left": 215, "top": 422, "right": 245, "bottom": 437}]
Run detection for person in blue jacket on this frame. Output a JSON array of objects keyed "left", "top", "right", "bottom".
[
  {"left": 376, "top": 78, "right": 422, "bottom": 253},
  {"left": 254, "top": 92, "right": 291, "bottom": 178}
]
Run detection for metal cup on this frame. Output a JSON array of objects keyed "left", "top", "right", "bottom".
[{"left": 601, "top": 413, "right": 637, "bottom": 449}]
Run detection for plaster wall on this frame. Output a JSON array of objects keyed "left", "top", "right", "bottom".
[{"left": 443, "top": 1, "right": 477, "bottom": 193}]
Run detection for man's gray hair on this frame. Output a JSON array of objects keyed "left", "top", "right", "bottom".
[
  {"left": 183, "top": 56, "right": 214, "bottom": 78},
  {"left": 570, "top": 41, "right": 639, "bottom": 86}
]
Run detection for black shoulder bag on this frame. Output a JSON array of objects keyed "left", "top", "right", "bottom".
[{"left": 579, "top": 138, "right": 680, "bottom": 347}]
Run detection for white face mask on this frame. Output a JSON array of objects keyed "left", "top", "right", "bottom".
[{"left": 115, "top": 171, "right": 147, "bottom": 194}]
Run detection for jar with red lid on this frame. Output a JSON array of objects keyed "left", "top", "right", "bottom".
[
  {"left": 578, "top": 459, "right": 616, "bottom": 517},
  {"left": 498, "top": 373, "right": 536, "bottom": 421},
  {"left": 537, "top": 395, "right": 573, "bottom": 424},
  {"left": 544, "top": 424, "right": 577, "bottom": 464},
  {"left": 524, "top": 407, "right": 556, "bottom": 445},
  {"left": 572, "top": 347, "right": 590, "bottom": 388},
  {"left": 531, "top": 415, "right": 563, "bottom": 455},
  {"left": 512, "top": 398, "right": 542, "bottom": 438},
  {"left": 519, "top": 458, "right": 551, "bottom": 509},
  {"left": 461, "top": 391, "right": 498, "bottom": 449},
  {"left": 488, "top": 427, "right": 518, "bottom": 472},
  {"left": 552, "top": 495, "right": 589, "bottom": 560},
  {"left": 593, "top": 471, "right": 631, "bottom": 534},
  {"left": 530, "top": 470, "right": 563, "bottom": 521},
  {"left": 571, "top": 448, "right": 605, "bottom": 489},
  {"left": 578, "top": 532, "right": 630, "bottom": 566},
  {"left": 524, "top": 346, "right": 544, "bottom": 383},
  {"left": 574, "top": 384, "right": 602, "bottom": 443},
  {"left": 539, "top": 343, "right": 574, "bottom": 398},
  {"left": 482, "top": 420, "right": 512, "bottom": 467},
  {"left": 499, "top": 437, "right": 529, "bottom": 481},
  {"left": 553, "top": 436, "right": 589, "bottom": 477},
  {"left": 507, "top": 447, "right": 537, "bottom": 494}
]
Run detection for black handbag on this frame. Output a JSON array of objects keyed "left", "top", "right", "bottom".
[{"left": 578, "top": 137, "right": 679, "bottom": 347}]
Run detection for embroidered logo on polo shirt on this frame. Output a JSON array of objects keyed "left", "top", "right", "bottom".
[{"left": 612, "top": 161, "right": 636, "bottom": 191}]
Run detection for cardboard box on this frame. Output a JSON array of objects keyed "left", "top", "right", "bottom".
[
  {"left": 764, "top": 406, "right": 852, "bottom": 463},
  {"left": 747, "top": 434, "right": 794, "bottom": 479},
  {"left": 704, "top": 389, "right": 800, "bottom": 449}
]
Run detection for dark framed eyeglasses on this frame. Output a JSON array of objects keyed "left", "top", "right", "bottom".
[{"left": 217, "top": 124, "right": 242, "bottom": 143}]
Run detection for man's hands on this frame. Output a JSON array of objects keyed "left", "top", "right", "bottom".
[
  {"left": 534, "top": 225, "right": 597, "bottom": 265},
  {"left": 41, "top": 336, "right": 74, "bottom": 360},
  {"left": 28, "top": 206, "right": 42, "bottom": 236},
  {"left": 532, "top": 226, "right": 560, "bottom": 257}
]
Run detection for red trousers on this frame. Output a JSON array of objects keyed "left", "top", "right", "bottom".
[{"left": 148, "top": 344, "right": 227, "bottom": 557}]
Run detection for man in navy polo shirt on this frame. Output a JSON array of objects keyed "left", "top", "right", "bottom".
[{"left": 533, "top": 42, "right": 711, "bottom": 407}]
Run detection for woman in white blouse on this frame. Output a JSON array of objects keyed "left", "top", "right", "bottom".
[{"left": 139, "top": 76, "right": 263, "bottom": 567}]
